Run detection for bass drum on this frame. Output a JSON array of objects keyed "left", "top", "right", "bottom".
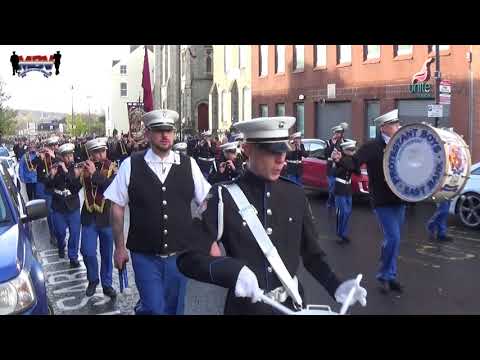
[{"left": 383, "top": 123, "right": 471, "bottom": 202}]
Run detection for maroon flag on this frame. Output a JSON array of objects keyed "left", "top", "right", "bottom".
[{"left": 142, "top": 46, "right": 153, "bottom": 112}]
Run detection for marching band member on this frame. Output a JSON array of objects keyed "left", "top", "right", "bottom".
[
  {"left": 332, "top": 140, "right": 358, "bottom": 245},
  {"left": 104, "top": 109, "right": 211, "bottom": 315},
  {"left": 427, "top": 200, "right": 453, "bottom": 242},
  {"left": 79, "top": 138, "right": 118, "bottom": 298},
  {"left": 46, "top": 143, "right": 82, "bottom": 267},
  {"left": 196, "top": 130, "right": 216, "bottom": 178},
  {"left": 208, "top": 141, "right": 243, "bottom": 184},
  {"left": 325, "top": 123, "right": 348, "bottom": 209},
  {"left": 334, "top": 109, "right": 405, "bottom": 294},
  {"left": 19, "top": 142, "right": 38, "bottom": 201},
  {"left": 33, "top": 136, "right": 60, "bottom": 245},
  {"left": 285, "top": 132, "right": 308, "bottom": 186},
  {"left": 176, "top": 117, "right": 367, "bottom": 315}
]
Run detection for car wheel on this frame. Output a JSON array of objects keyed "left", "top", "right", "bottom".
[{"left": 457, "top": 192, "right": 480, "bottom": 229}]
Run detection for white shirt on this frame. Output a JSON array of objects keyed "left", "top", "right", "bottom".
[
  {"left": 382, "top": 133, "right": 391, "bottom": 144},
  {"left": 104, "top": 149, "right": 211, "bottom": 207}
]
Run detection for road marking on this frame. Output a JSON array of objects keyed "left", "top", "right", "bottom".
[
  {"left": 97, "top": 310, "right": 121, "bottom": 315},
  {"left": 398, "top": 255, "right": 440, "bottom": 268},
  {"left": 415, "top": 244, "right": 476, "bottom": 261}
]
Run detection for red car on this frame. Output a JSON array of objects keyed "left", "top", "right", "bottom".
[{"left": 301, "top": 139, "right": 369, "bottom": 196}]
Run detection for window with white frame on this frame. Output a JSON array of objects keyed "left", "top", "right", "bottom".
[
  {"left": 275, "top": 45, "right": 285, "bottom": 73},
  {"left": 242, "top": 87, "right": 251, "bottom": 121},
  {"left": 222, "top": 90, "right": 228, "bottom": 122},
  {"left": 275, "top": 103, "right": 285, "bottom": 116},
  {"left": 395, "top": 45, "right": 413, "bottom": 56},
  {"left": 259, "top": 45, "right": 268, "bottom": 76},
  {"left": 120, "top": 82, "right": 127, "bottom": 97},
  {"left": 224, "top": 45, "right": 233, "bottom": 73},
  {"left": 314, "top": 45, "right": 327, "bottom": 67},
  {"left": 259, "top": 104, "right": 268, "bottom": 117},
  {"left": 120, "top": 65, "right": 127, "bottom": 75},
  {"left": 337, "top": 45, "right": 352, "bottom": 64},
  {"left": 293, "top": 45, "right": 304, "bottom": 71},
  {"left": 365, "top": 45, "right": 380, "bottom": 60},
  {"left": 239, "top": 45, "right": 247, "bottom": 69}
]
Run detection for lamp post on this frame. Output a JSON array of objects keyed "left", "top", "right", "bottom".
[
  {"left": 87, "top": 95, "right": 92, "bottom": 134},
  {"left": 71, "top": 85, "right": 75, "bottom": 135},
  {"left": 434, "top": 45, "right": 441, "bottom": 128}
]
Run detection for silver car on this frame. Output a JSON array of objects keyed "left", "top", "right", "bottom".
[{"left": 449, "top": 162, "right": 480, "bottom": 229}]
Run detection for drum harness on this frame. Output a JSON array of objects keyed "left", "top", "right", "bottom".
[{"left": 216, "top": 184, "right": 303, "bottom": 310}]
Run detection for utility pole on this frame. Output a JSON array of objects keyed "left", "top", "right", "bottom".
[
  {"left": 434, "top": 45, "right": 441, "bottom": 128},
  {"left": 177, "top": 45, "right": 182, "bottom": 141}
]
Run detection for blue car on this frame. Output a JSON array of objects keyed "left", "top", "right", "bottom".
[{"left": 0, "top": 161, "right": 51, "bottom": 315}]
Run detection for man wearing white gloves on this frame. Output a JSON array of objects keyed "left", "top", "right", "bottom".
[{"left": 177, "top": 117, "right": 367, "bottom": 315}]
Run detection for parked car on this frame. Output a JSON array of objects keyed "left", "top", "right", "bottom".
[
  {"left": 301, "top": 138, "right": 369, "bottom": 196},
  {"left": 449, "top": 162, "right": 480, "bottom": 229},
  {"left": 0, "top": 161, "right": 51, "bottom": 315}
]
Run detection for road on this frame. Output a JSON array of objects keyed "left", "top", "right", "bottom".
[{"left": 24, "top": 182, "right": 480, "bottom": 315}]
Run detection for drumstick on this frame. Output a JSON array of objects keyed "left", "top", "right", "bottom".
[{"left": 259, "top": 293, "right": 296, "bottom": 315}]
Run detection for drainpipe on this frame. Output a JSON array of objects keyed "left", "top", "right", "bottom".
[{"left": 469, "top": 45, "right": 474, "bottom": 152}]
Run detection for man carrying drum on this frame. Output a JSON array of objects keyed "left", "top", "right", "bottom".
[{"left": 333, "top": 109, "right": 405, "bottom": 295}]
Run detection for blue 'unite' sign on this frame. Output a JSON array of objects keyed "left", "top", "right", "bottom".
[{"left": 388, "top": 127, "right": 444, "bottom": 199}]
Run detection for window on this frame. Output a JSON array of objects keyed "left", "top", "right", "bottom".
[
  {"left": 294, "top": 102, "right": 304, "bottom": 135},
  {"left": 181, "top": 51, "right": 186, "bottom": 77},
  {"left": 120, "top": 65, "right": 127, "bottom": 75},
  {"left": 222, "top": 90, "right": 228, "bottom": 122},
  {"left": 365, "top": 100, "right": 380, "bottom": 139},
  {"left": 337, "top": 45, "right": 351, "bottom": 64},
  {"left": 120, "top": 82, "right": 127, "bottom": 97},
  {"left": 239, "top": 45, "right": 247, "bottom": 69},
  {"left": 472, "top": 167, "right": 480, "bottom": 176},
  {"left": 259, "top": 104, "right": 268, "bottom": 117},
  {"left": 395, "top": 45, "right": 413, "bottom": 56},
  {"left": 275, "top": 45, "right": 285, "bottom": 73},
  {"left": 206, "top": 48, "right": 212, "bottom": 73},
  {"left": 224, "top": 45, "right": 233, "bottom": 73},
  {"left": 314, "top": 45, "right": 327, "bottom": 68},
  {"left": 293, "top": 45, "right": 304, "bottom": 71},
  {"left": 275, "top": 103, "right": 285, "bottom": 116},
  {"left": 259, "top": 45, "right": 268, "bottom": 76},
  {"left": 428, "top": 45, "right": 450, "bottom": 52},
  {"left": 364, "top": 45, "right": 380, "bottom": 60},
  {"left": 242, "top": 87, "right": 251, "bottom": 121}
]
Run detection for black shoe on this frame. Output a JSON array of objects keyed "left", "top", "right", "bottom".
[
  {"left": 378, "top": 279, "right": 389, "bottom": 294},
  {"left": 58, "top": 249, "right": 65, "bottom": 259},
  {"left": 70, "top": 259, "right": 81, "bottom": 268},
  {"left": 103, "top": 286, "right": 117, "bottom": 298},
  {"left": 86, "top": 281, "right": 99, "bottom": 297},
  {"left": 389, "top": 280, "right": 404, "bottom": 293},
  {"left": 438, "top": 235, "right": 453, "bottom": 242},
  {"left": 336, "top": 237, "right": 350, "bottom": 245}
]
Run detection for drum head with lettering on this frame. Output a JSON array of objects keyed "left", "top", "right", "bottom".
[{"left": 384, "top": 124, "right": 446, "bottom": 202}]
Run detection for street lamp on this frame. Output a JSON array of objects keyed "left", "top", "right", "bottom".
[
  {"left": 434, "top": 45, "right": 441, "bottom": 128},
  {"left": 71, "top": 85, "right": 75, "bottom": 135},
  {"left": 87, "top": 95, "right": 92, "bottom": 134}
]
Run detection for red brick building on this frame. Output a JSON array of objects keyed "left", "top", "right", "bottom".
[{"left": 251, "top": 45, "right": 479, "bottom": 162}]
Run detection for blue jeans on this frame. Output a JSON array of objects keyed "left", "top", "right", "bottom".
[
  {"left": 373, "top": 205, "right": 406, "bottom": 281},
  {"left": 131, "top": 252, "right": 187, "bottom": 315},
  {"left": 327, "top": 176, "right": 336, "bottom": 208},
  {"left": 427, "top": 200, "right": 451, "bottom": 238},
  {"left": 335, "top": 195, "right": 352, "bottom": 238},
  {"left": 286, "top": 174, "right": 303, "bottom": 186},
  {"left": 80, "top": 224, "right": 113, "bottom": 287},
  {"left": 53, "top": 209, "right": 81, "bottom": 261},
  {"left": 36, "top": 182, "right": 55, "bottom": 238}
]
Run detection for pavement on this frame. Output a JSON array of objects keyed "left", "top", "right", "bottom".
[{"left": 24, "top": 182, "right": 480, "bottom": 315}]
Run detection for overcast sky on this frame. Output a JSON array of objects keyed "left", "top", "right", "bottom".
[{"left": 0, "top": 45, "right": 130, "bottom": 115}]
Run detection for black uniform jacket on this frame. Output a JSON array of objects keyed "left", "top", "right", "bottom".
[
  {"left": 353, "top": 133, "right": 404, "bottom": 208},
  {"left": 285, "top": 144, "right": 308, "bottom": 177},
  {"left": 177, "top": 170, "right": 342, "bottom": 315},
  {"left": 333, "top": 155, "right": 358, "bottom": 196},
  {"left": 325, "top": 138, "right": 345, "bottom": 177},
  {"left": 46, "top": 164, "right": 82, "bottom": 213}
]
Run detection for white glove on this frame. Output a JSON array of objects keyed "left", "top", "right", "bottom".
[
  {"left": 335, "top": 277, "right": 367, "bottom": 307},
  {"left": 235, "top": 266, "right": 263, "bottom": 303}
]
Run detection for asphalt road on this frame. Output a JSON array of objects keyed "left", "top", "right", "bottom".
[{"left": 25, "top": 182, "right": 480, "bottom": 315}]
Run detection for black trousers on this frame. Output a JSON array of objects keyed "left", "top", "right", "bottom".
[{"left": 26, "top": 183, "right": 36, "bottom": 201}]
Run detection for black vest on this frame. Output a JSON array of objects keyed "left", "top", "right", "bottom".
[{"left": 127, "top": 151, "right": 194, "bottom": 254}]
